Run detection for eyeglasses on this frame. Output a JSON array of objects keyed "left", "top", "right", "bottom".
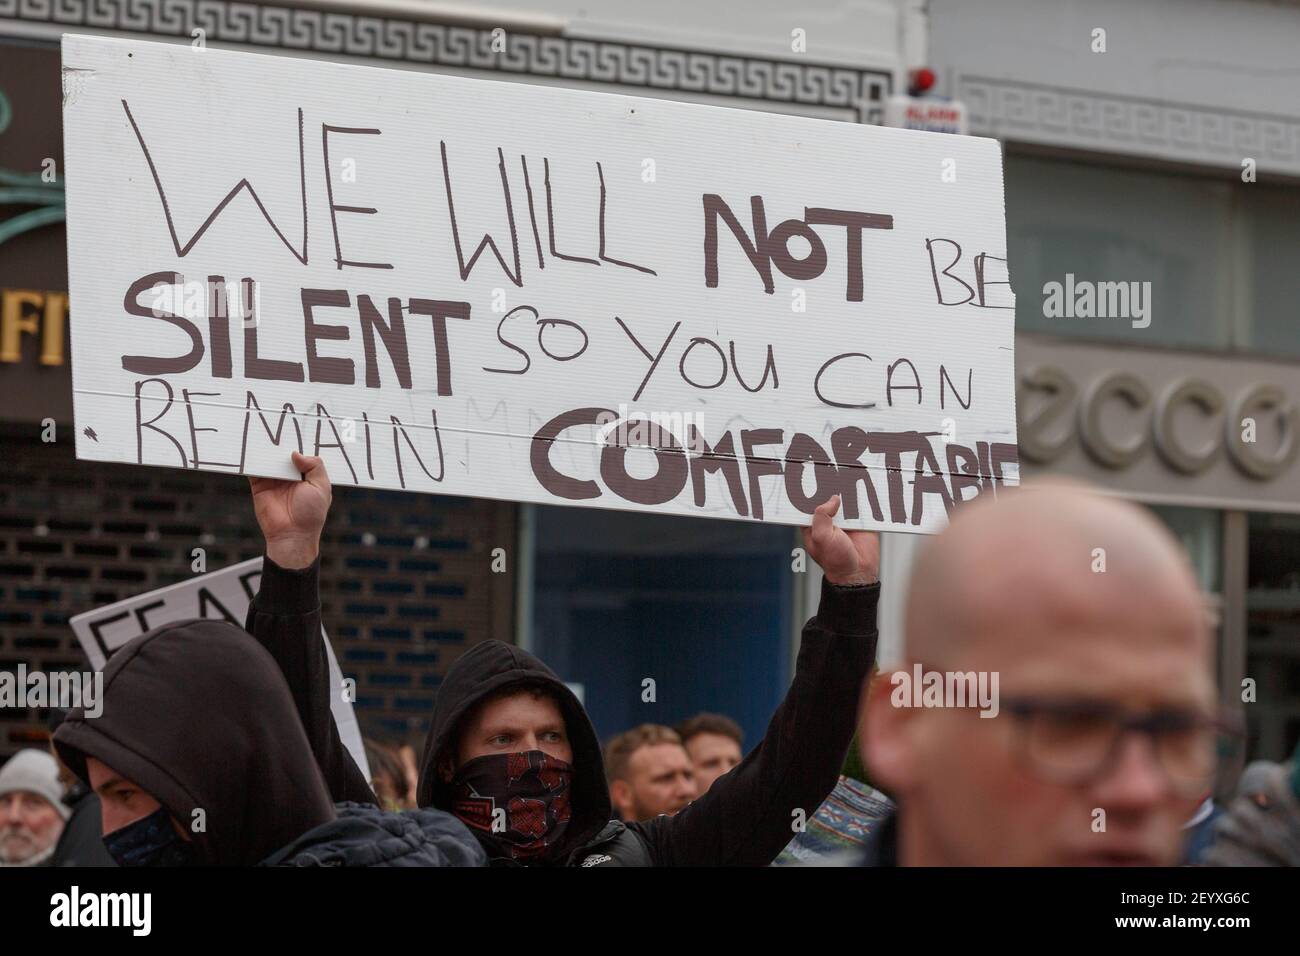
[{"left": 1001, "top": 697, "right": 1243, "bottom": 798}]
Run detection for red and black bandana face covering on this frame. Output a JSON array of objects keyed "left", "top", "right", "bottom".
[{"left": 450, "top": 750, "right": 574, "bottom": 861}]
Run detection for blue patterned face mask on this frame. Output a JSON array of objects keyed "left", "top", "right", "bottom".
[{"left": 103, "top": 806, "right": 198, "bottom": 867}]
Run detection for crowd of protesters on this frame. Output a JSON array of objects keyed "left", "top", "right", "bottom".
[{"left": 3, "top": 451, "right": 1297, "bottom": 868}]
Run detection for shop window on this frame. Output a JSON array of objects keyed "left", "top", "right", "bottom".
[
  {"left": 531, "top": 506, "right": 794, "bottom": 748},
  {"left": 1007, "top": 154, "right": 1300, "bottom": 359},
  {"left": 1245, "top": 512, "right": 1300, "bottom": 763},
  {"left": 1238, "top": 188, "right": 1300, "bottom": 358},
  {"left": 1006, "top": 155, "right": 1233, "bottom": 351},
  {"left": 1148, "top": 505, "right": 1222, "bottom": 595}
]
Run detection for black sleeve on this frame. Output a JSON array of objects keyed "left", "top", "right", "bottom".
[
  {"left": 245, "top": 555, "right": 378, "bottom": 805},
  {"left": 626, "top": 577, "right": 879, "bottom": 866}
]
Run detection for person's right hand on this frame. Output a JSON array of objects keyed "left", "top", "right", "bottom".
[
  {"left": 802, "top": 495, "right": 880, "bottom": 586},
  {"left": 249, "top": 452, "right": 332, "bottom": 569}
]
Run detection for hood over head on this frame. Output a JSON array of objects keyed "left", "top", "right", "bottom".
[
  {"left": 53, "top": 619, "right": 336, "bottom": 866},
  {"left": 417, "top": 640, "right": 611, "bottom": 861}
]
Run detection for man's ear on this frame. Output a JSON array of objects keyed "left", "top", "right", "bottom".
[
  {"left": 608, "top": 779, "right": 632, "bottom": 819},
  {"left": 862, "top": 669, "right": 917, "bottom": 797}
]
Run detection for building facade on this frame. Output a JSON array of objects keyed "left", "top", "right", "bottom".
[
  {"left": 927, "top": 0, "right": 1300, "bottom": 780},
  {"left": 3, "top": 0, "right": 1295, "bottom": 778}
]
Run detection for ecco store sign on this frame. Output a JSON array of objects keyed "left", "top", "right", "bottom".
[
  {"left": 1015, "top": 337, "right": 1299, "bottom": 511},
  {"left": 1019, "top": 369, "right": 1294, "bottom": 481}
]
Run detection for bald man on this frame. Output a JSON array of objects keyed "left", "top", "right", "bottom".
[{"left": 859, "top": 483, "right": 1220, "bottom": 866}]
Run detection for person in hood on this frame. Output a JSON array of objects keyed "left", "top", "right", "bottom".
[
  {"left": 246, "top": 452, "right": 880, "bottom": 866},
  {"left": 48, "top": 772, "right": 118, "bottom": 868},
  {"left": 52, "top": 618, "right": 486, "bottom": 868},
  {"left": 44, "top": 710, "right": 117, "bottom": 868}
]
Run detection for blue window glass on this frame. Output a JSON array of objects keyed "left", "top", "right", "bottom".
[{"left": 531, "top": 505, "right": 794, "bottom": 749}]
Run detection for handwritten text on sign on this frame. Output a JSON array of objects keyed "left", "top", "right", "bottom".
[{"left": 62, "top": 35, "right": 1018, "bottom": 532}]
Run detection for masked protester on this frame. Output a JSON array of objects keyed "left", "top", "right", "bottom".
[
  {"left": 445, "top": 739, "right": 575, "bottom": 859},
  {"left": 52, "top": 620, "right": 485, "bottom": 867},
  {"left": 246, "top": 453, "right": 880, "bottom": 867},
  {"left": 45, "top": 710, "right": 117, "bottom": 867}
]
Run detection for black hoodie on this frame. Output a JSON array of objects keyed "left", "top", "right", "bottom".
[
  {"left": 416, "top": 640, "right": 616, "bottom": 863},
  {"left": 53, "top": 619, "right": 484, "bottom": 867},
  {"left": 248, "top": 556, "right": 880, "bottom": 867},
  {"left": 54, "top": 619, "right": 338, "bottom": 866}
]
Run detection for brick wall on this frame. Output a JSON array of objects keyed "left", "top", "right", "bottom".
[{"left": 0, "top": 425, "right": 516, "bottom": 759}]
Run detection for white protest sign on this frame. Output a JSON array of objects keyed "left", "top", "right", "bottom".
[
  {"left": 62, "top": 35, "right": 1018, "bottom": 534},
  {"left": 68, "top": 557, "right": 371, "bottom": 781}
]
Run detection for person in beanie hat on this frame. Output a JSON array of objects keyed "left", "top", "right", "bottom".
[{"left": 0, "top": 749, "right": 70, "bottom": 867}]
